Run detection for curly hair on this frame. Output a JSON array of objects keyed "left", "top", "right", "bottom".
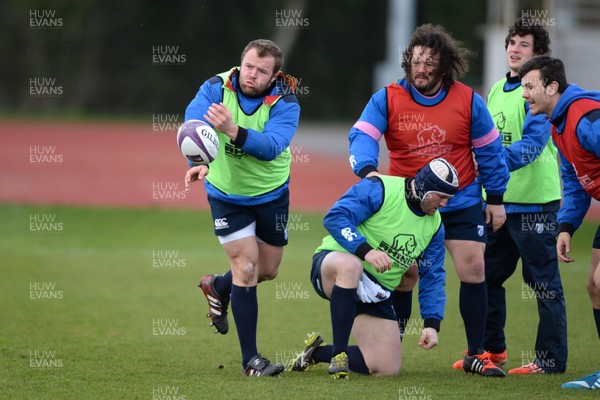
[
  {"left": 505, "top": 18, "right": 551, "bottom": 55},
  {"left": 401, "top": 24, "right": 470, "bottom": 88}
]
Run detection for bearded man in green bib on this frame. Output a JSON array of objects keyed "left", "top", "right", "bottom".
[{"left": 183, "top": 39, "right": 300, "bottom": 377}]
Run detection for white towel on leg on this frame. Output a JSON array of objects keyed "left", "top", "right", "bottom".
[{"left": 356, "top": 272, "right": 390, "bottom": 303}]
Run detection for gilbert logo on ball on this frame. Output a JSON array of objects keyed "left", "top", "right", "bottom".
[{"left": 177, "top": 119, "right": 219, "bottom": 165}]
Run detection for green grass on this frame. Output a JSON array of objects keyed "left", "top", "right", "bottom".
[{"left": 1, "top": 203, "right": 599, "bottom": 399}]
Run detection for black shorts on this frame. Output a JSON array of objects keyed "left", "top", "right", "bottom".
[
  {"left": 206, "top": 189, "right": 289, "bottom": 246},
  {"left": 310, "top": 250, "right": 397, "bottom": 321},
  {"left": 593, "top": 225, "right": 600, "bottom": 249},
  {"left": 441, "top": 203, "right": 487, "bottom": 242}
]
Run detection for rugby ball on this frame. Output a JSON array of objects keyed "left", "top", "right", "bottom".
[{"left": 177, "top": 119, "right": 219, "bottom": 165}]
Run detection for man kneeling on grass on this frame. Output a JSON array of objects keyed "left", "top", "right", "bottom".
[{"left": 291, "top": 158, "right": 458, "bottom": 378}]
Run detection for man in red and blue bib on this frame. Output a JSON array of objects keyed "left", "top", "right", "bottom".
[
  {"left": 349, "top": 24, "right": 510, "bottom": 377},
  {"left": 520, "top": 55, "right": 600, "bottom": 390}
]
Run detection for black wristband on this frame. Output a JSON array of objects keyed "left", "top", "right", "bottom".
[
  {"left": 423, "top": 318, "right": 441, "bottom": 332},
  {"left": 558, "top": 222, "right": 576, "bottom": 237},
  {"left": 232, "top": 126, "right": 247, "bottom": 147},
  {"left": 358, "top": 165, "right": 378, "bottom": 179},
  {"left": 354, "top": 242, "right": 374, "bottom": 261},
  {"left": 485, "top": 194, "right": 504, "bottom": 205}
]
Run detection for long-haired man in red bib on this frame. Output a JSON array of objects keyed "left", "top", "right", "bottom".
[{"left": 348, "top": 24, "right": 510, "bottom": 377}]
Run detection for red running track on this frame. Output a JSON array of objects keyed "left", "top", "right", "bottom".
[
  {"left": 1, "top": 120, "right": 358, "bottom": 212},
  {"left": 3, "top": 120, "right": 599, "bottom": 220}
]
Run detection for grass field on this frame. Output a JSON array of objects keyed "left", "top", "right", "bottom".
[{"left": 1, "top": 203, "right": 599, "bottom": 399}]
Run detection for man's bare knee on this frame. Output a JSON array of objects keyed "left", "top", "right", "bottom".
[
  {"left": 397, "top": 270, "right": 418, "bottom": 291},
  {"left": 234, "top": 261, "right": 257, "bottom": 285},
  {"left": 455, "top": 257, "right": 485, "bottom": 282},
  {"left": 587, "top": 277, "right": 600, "bottom": 298},
  {"left": 259, "top": 267, "right": 279, "bottom": 282},
  {"left": 369, "top": 363, "right": 401, "bottom": 377},
  {"left": 335, "top": 263, "right": 362, "bottom": 285}
]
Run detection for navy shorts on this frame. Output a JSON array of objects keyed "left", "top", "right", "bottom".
[
  {"left": 593, "top": 225, "right": 600, "bottom": 249},
  {"left": 311, "top": 250, "right": 397, "bottom": 321},
  {"left": 441, "top": 203, "right": 487, "bottom": 242},
  {"left": 206, "top": 189, "right": 289, "bottom": 246}
]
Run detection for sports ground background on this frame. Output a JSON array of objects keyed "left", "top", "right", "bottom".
[{"left": 4, "top": 1, "right": 600, "bottom": 397}]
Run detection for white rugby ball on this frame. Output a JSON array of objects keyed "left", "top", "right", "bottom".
[{"left": 176, "top": 119, "right": 219, "bottom": 165}]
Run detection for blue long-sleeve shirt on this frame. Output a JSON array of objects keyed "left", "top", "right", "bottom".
[
  {"left": 322, "top": 177, "right": 446, "bottom": 326},
  {"left": 349, "top": 79, "right": 508, "bottom": 213},
  {"left": 185, "top": 71, "right": 300, "bottom": 205}
]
